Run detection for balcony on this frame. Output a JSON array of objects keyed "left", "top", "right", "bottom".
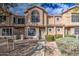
[
  {"left": 13, "top": 23, "right": 25, "bottom": 27},
  {"left": 0, "top": 22, "right": 10, "bottom": 26},
  {"left": 26, "top": 22, "right": 45, "bottom": 27}
]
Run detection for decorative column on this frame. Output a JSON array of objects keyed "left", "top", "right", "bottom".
[
  {"left": 36, "top": 28, "right": 39, "bottom": 40},
  {"left": 14, "top": 35, "right": 16, "bottom": 40},
  {"left": 63, "top": 26, "right": 65, "bottom": 38},
  {"left": 45, "top": 26, "right": 48, "bottom": 36},
  {"left": 54, "top": 26, "right": 56, "bottom": 35},
  {"left": 21, "top": 34, "right": 23, "bottom": 40}
]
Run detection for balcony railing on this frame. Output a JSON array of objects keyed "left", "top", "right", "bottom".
[{"left": 26, "top": 22, "right": 45, "bottom": 27}]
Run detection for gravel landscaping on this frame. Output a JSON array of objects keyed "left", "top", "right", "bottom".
[{"left": 56, "top": 37, "right": 79, "bottom": 56}]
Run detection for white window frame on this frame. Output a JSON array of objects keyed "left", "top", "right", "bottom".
[
  {"left": 27, "top": 27, "right": 36, "bottom": 36},
  {"left": 2, "top": 28, "right": 13, "bottom": 36},
  {"left": 74, "top": 27, "right": 79, "bottom": 35}
]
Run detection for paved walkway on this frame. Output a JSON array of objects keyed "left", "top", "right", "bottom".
[
  {"left": 0, "top": 42, "right": 7, "bottom": 46},
  {"left": 0, "top": 39, "right": 61, "bottom": 56},
  {"left": 45, "top": 41, "right": 61, "bottom": 56}
]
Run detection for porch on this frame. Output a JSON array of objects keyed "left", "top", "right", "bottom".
[{"left": 25, "top": 27, "right": 46, "bottom": 40}]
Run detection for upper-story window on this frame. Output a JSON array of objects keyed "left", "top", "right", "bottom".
[
  {"left": 72, "top": 13, "right": 79, "bottom": 22},
  {"left": 18, "top": 18, "right": 25, "bottom": 24},
  {"left": 31, "top": 10, "right": 40, "bottom": 22},
  {"left": 0, "top": 13, "right": 6, "bottom": 23},
  {"left": 13, "top": 17, "right": 25, "bottom": 24}
]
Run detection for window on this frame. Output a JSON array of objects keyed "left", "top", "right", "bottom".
[
  {"left": 31, "top": 10, "right": 40, "bottom": 22},
  {"left": 72, "top": 13, "right": 79, "bottom": 22},
  {"left": 56, "top": 27, "right": 61, "bottom": 32},
  {"left": 0, "top": 14, "right": 6, "bottom": 23},
  {"left": 28, "top": 28, "right": 36, "bottom": 36},
  {"left": 74, "top": 27, "right": 79, "bottom": 35},
  {"left": 56, "top": 17, "right": 60, "bottom": 21},
  {"left": 48, "top": 28, "right": 52, "bottom": 32},
  {"left": 18, "top": 18, "right": 25, "bottom": 24},
  {"left": 2, "top": 28, "right": 12, "bottom": 36},
  {"left": 13, "top": 17, "right": 25, "bottom": 24},
  {"left": 57, "top": 28, "right": 60, "bottom": 31}
]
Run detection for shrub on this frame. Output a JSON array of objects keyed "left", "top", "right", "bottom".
[
  {"left": 56, "top": 37, "right": 79, "bottom": 56},
  {"left": 65, "top": 35, "right": 76, "bottom": 38},
  {"left": 46, "top": 35, "right": 55, "bottom": 41},
  {"left": 54, "top": 34, "right": 63, "bottom": 39}
]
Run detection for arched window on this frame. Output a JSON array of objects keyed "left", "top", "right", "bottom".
[{"left": 31, "top": 10, "right": 40, "bottom": 22}]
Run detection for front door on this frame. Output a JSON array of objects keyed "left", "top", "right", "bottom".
[
  {"left": 14, "top": 27, "right": 24, "bottom": 40},
  {"left": 39, "top": 28, "right": 45, "bottom": 39}
]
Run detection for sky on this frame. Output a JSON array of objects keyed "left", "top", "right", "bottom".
[{"left": 9, "top": 3, "right": 76, "bottom": 16}]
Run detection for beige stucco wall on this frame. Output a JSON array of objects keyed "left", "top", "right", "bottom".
[
  {"left": 54, "top": 16, "right": 62, "bottom": 25},
  {"left": 43, "top": 12, "right": 48, "bottom": 26},
  {"left": 62, "top": 12, "right": 72, "bottom": 26},
  {"left": 48, "top": 16, "right": 54, "bottom": 25},
  {"left": 69, "top": 28, "right": 75, "bottom": 35},
  {"left": 62, "top": 6, "right": 79, "bottom": 26}
]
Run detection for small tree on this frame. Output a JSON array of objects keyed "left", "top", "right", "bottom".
[{"left": 0, "top": 3, "right": 18, "bottom": 11}]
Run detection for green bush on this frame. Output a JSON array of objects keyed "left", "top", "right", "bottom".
[
  {"left": 46, "top": 35, "right": 55, "bottom": 41},
  {"left": 54, "top": 34, "right": 63, "bottom": 39},
  {"left": 65, "top": 35, "right": 76, "bottom": 38}
]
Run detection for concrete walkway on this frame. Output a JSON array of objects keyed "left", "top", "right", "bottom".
[
  {"left": 0, "top": 42, "right": 7, "bottom": 46},
  {"left": 45, "top": 41, "right": 61, "bottom": 56}
]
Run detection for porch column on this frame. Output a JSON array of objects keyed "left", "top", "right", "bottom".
[
  {"left": 14, "top": 35, "right": 16, "bottom": 40},
  {"left": 21, "top": 34, "right": 23, "bottom": 40},
  {"left": 45, "top": 26, "right": 48, "bottom": 36},
  {"left": 54, "top": 26, "right": 56, "bottom": 35},
  {"left": 36, "top": 28, "right": 39, "bottom": 40},
  {"left": 63, "top": 26, "right": 65, "bottom": 38}
]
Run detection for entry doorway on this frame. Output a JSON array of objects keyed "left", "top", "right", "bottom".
[
  {"left": 39, "top": 28, "right": 45, "bottom": 39},
  {"left": 14, "top": 27, "right": 24, "bottom": 40}
]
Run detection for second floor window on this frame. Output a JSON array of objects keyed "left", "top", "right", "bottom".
[
  {"left": 18, "top": 18, "right": 25, "bottom": 24},
  {"left": 0, "top": 14, "right": 6, "bottom": 23},
  {"left": 13, "top": 17, "right": 25, "bottom": 24},
  {"left": 72, "top": 13, "right": 79, "bottom": 22},
  {"left": 31, "top": 10, "right": 40, "bottom": 22}
]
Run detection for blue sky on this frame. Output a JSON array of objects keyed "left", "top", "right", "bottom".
[{"left": 10, "top": 3, "right": 76, "bottom": 16}]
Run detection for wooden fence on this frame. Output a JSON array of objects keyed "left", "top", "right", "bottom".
[{"left": 0, "top": 38, "right": 14, "bottom": 53}]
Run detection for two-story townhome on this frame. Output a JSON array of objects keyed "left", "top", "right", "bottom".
[
  {"left": 0, "top": 8, "right": 13, "bottom": 39},
  {"left": 61, "top": 5, "right": 79, "bottom": 36},
  {"left": 0, "top": 8, "right": 25, "bottom": 40},
  {"left": 24, "top": 5, "right": 79, "bottom": 39},
  {"left": 24, "top": 5, "right": 65, "bottom": 39},
  {"left": 0, "top": 5, "right": 79, "bottom": 40}
]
